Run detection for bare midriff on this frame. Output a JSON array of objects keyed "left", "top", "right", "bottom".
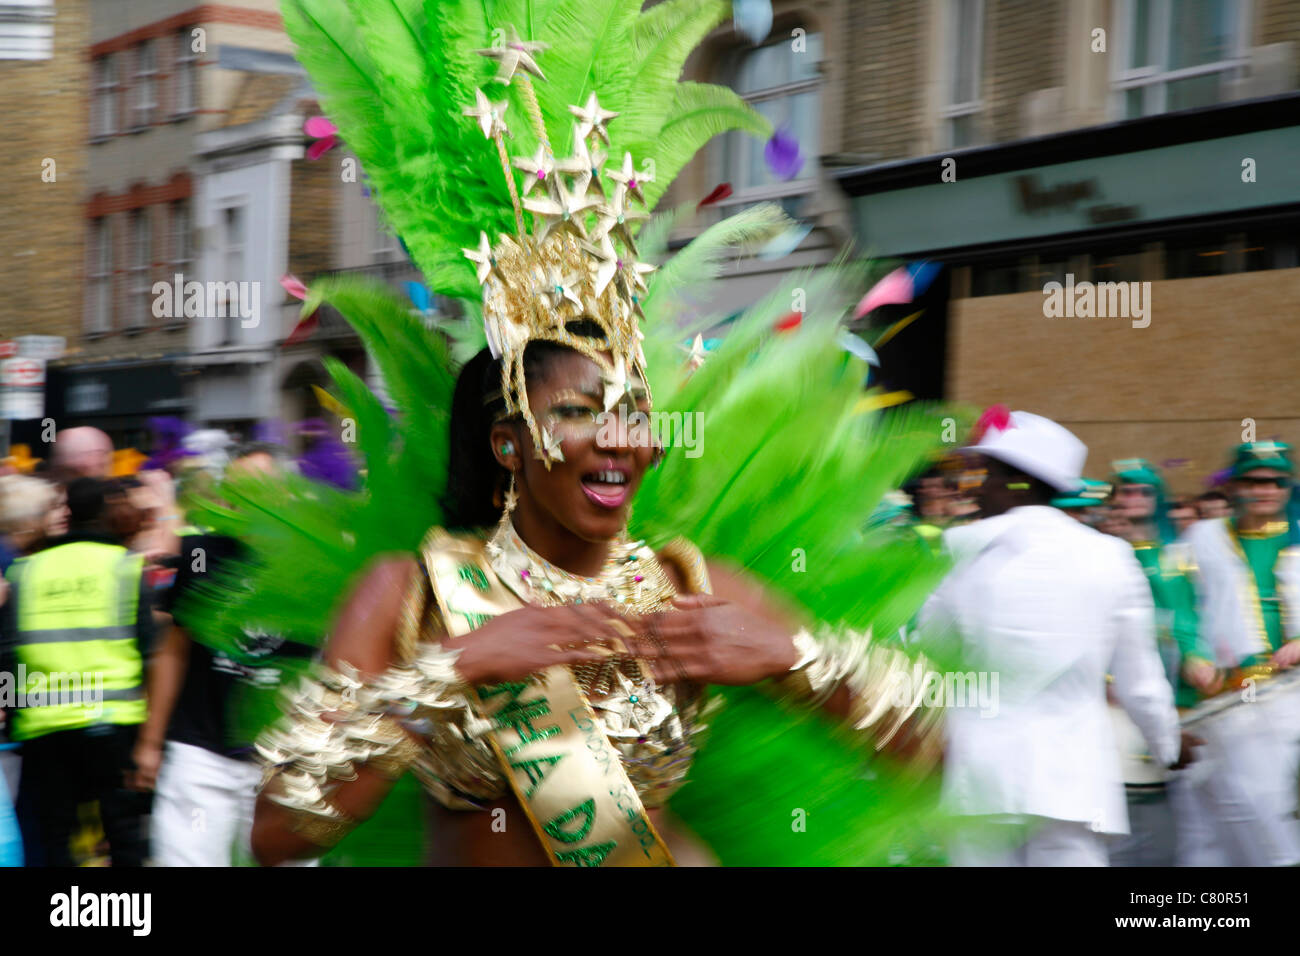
[{"left": 424, "top": 796, "right": 715, "bottom": 866}]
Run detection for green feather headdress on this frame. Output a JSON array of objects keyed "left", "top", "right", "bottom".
[{"left": 283, "top": 0, "right": 773, "bottom": 466}]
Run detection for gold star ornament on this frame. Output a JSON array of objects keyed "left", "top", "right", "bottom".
[
  {"left": 523, "top": 175, "right": 600, "bottom": 244},
  {"left": 462, "top": 231, "right": 497, "bottom": 285},
  {"left": 476, "top": 26, "right": 548, "bottom": 85},
  {"left": 606, "top": 152, "right": 653, "bottom": 207},
  {"left": 512, "top": 145, "right": 556, "bottom": 199},
  {"left": 463, "top": 88, "right": 509, "bottom": 139},
  {"left": 554, "top": 128, "right": 608, "bottom": 198},
  {"left": 569, "top": 93, "right": 619, "bottom": 145},
  {"left": 539, "top": 426, "right": 566, "bottom": 462}
]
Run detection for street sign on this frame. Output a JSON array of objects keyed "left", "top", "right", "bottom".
[
  {"left": 1, "top": 358, "right": 43, "bottom": 387},
  {"left": 0, "top": 357, "right": 45, "bottom": 419}
]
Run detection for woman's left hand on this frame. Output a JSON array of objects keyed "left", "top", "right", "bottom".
[{"left": 639, "top": 593, "right": 799, "bottom": 686}]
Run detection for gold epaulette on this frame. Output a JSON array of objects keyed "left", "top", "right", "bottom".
[{"left": 654, "top": 537, "right": 712, "bottom": 596}]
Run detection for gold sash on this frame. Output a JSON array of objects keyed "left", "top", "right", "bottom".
[{"left": 421, "top": 530, "right": 674, "bottom": 867}]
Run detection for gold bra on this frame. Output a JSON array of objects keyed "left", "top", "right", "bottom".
[{"left": 395, "top": 528, "right": 713, "bottom": 812}]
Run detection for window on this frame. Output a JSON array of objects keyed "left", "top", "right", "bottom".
[
  {"left": 169, "top": 201, "right": 192, "bottom": 275},
  {"left": 85, "top": 218, "right": 113, "bottom": 333},
  {"left": 713, "top": 30, "right": 823, "bottom": 221},
  {"left": 962, "top": 230, "right": 1297, "bottom": 297},
  {"left": 127, "top": 209, "right": 152, "bottom": 328},
  {"left": 369, "top": 200, "right": 401, "bottom": 262},
  {"left": 1244, "top": 229, "right": 1299, "bottom": 272},
  {"left": 1088, "top": 243, "right": 1148, "bottom": 285},
  {"left": 133, "top": 40, "right": 158, "bottom": 129},
  {"left": 0, "top": 0, "right": 54, "bottom": 61},
  {"left": 942, "top": 0, "right": 984, "bottom": 148},
  {"left": 173, "top": 28, "right": 197, "bottom": 116},
  {"left": 218, "top": 205, "right": 247, "bottom": 345},
  {"left": 1113, "top": 0, "right": 1247, "bottom": 118},
  {"left": 163, "top": 202, "right": 191, "bottom": 328},
  {"left": 92, "top": 55, "right": 119, "bottom": 138}
]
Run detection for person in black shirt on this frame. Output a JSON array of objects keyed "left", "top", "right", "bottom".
[{"left": 132, "top": 444, "right": 314, "bottom": 866}]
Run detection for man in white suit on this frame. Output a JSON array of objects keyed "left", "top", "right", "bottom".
[{"left": 920, "top": 410, "right": 1191, "bottom": 866}]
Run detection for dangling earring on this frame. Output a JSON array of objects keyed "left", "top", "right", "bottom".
[
  {"left": 502, "top": 472, "right": 518, "bottom": 517},
  {"left": 500, "top": 440, "right": 515, "bottom": 457}
]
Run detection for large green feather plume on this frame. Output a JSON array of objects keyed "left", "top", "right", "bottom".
[{"left": 281, "top": 0, "right": 771, "bottom": 301}]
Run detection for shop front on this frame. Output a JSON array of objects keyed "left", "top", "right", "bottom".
[
  {"left": 832, "top": 94, "right": 1300, "bottom": 490},
  {"left": 36, "top": 360, "right": 192, "bottom": 458}
]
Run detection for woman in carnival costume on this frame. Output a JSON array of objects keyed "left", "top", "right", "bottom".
[{"left": 185, "top": 0, "right": 959, "bottom": 867}]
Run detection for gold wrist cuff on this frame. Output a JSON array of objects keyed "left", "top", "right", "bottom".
[
  {"left": 775, "top": 626, "right": 943, "bottom": 758},
  {"left": 291, "top": 810, "right": 357, "bottom": 849}
]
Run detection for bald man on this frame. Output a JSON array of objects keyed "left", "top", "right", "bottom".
[{"left": 54, "top": 427, "right": 114, "bottom": 479}]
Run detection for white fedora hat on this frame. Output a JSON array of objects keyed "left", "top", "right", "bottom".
[{"left": 963, "top": 410, "right": 1086, "bottom": 493}]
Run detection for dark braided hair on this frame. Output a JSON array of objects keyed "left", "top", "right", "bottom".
[{"left": 442, "top": 321, "right": 607, "bottom": 531}]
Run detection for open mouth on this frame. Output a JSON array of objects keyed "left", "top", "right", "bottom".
[{"left": 581, "top": 468, "right": 630, "bottom": 509}]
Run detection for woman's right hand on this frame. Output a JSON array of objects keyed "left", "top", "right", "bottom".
[{"left": 448, "top": 602, "right": 628, "bottom": 686}]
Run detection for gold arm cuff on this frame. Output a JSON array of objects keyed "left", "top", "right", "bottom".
[
  {"left": 256, "top": 646, "right": 473, "bottom": 814},
  {"left": 774, "top": 627, "right": 944, "bottom": 758},
  {"left": 655, "top": 537, "right": 712, "bottom": 594}
]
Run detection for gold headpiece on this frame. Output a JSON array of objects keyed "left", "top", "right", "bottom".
[{"left": 461, "top": 29, "right": 657, "bottom": 468}]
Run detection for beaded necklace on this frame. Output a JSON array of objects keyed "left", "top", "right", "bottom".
[{"left": 484, "top": 514, "right": 676, "bottom": 696}]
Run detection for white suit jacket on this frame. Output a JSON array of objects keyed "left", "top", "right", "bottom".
[{"left": 919, "top": 506, "right": 1180, "bottom": 834}]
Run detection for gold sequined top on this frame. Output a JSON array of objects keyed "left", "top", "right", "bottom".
[{"left": 396, "top": 528, "right": 713, "bottom": 811}]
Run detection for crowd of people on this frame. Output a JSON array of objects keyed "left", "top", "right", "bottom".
[
  {"left": 900, "top": 408, "right": 1300, "bottom": 866},
  {"left": 0, "top": 426, "right": 313, "bottom": 867}
]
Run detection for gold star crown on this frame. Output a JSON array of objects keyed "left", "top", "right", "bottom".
[{"left": 461, "top": 27, "right": 657, "bottom": 467}]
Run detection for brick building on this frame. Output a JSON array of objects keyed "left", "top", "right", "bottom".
[
  {"left": 659, "top": 0, "right": 1300, "bottom": 491},
  {"left": 0, "top": 0, "right": 87, "bottom": 449}
]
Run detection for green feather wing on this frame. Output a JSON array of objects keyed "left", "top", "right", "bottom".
[
  {"left": 628, "top": 241, "right": 959, "bottom": 865},
  {"left": 181, "top": 278, "right": 454, "bottom": 650}
]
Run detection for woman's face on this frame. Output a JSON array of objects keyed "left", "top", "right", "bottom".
[
  {"left": 43, "top": 489, "right": 68, "bottom": 538},
  {"left": 507, "top": 349, "right": 656, "bottom": 543}
]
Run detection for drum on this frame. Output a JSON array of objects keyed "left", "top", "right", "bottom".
[
  {"left": 1109, "top": 704, "right": 1170, "bottom": 788},
  {"left": 1176, "top": 668, "right": 1300, "bottom": 864}
]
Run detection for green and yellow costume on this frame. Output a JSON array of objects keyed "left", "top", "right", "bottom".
[{"left": 182, "top": 0, "right": 959, "bottom": 867}]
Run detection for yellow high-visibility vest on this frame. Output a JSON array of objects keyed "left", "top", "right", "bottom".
[{"left": 5, "top": 541, "right": 147, "bottom": 740}]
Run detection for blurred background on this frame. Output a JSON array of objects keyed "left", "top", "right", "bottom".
[{"left": 0, "top": 0, "right": 1297, "bottom": 492}]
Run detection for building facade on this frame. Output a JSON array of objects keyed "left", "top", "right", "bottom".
[
  {"left": 62, "top": 0, "right": 293, "bottom": 449},
  {"left": 827, "top": 0, "right": 1300, "bottom": 490}
]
